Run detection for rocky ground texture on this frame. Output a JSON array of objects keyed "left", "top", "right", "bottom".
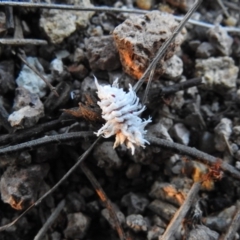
[{"left": 0, "top": 0, "right": 240, "bottom": 239}]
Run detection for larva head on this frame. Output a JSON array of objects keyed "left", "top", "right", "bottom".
[{"left": 94, "top": 75, "right": 123, "bottom": 101}]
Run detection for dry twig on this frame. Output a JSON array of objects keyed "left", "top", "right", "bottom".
[
  {"left": 148, "top": 136, "right": 240, "bottom": 180},
  {"left": 160, "top": 182, "right": 201, "bottom": 240},
  {"left": 147, "top": 77, "right": 202, "bottom": 105},
  {"left": 0, "top": 39, "right": 48, "bottom": 45},
  {"left": 0, "top": 132, "right": 94, "bottom": 155},
  {"left": 34, "top": 199, "right": 66, "bottom": 240}
]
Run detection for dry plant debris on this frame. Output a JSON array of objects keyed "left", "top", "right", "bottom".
[{"left": 0, "top": 0, "right": 240, "bottom": 240}]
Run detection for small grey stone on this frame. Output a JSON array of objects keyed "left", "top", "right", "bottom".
[
  {"left": 99, "top": 13, "right": 115, "bottom": 32},
  {"left": 67, "top": 63, "right": 88, "bottom": 80},
  {"left": 8, "top": 88, "right": 44, "bottom": 129},
  {"left": 86, "top": 35, "right": 121, "bottom": 71},
  {"left": 87, "top": 25, "right": 103, "bottom": 37},
  {"left": 51, "top": 232, "right": 61, "bottom": 240},
  {"left": 196, "top": 42, "right": 215, "bottom": 58},
  {"left": 126, "top": 214, "right": 148, "bottom": 232},
  {"left": 16, "top": 57, "right": 50, "bottom": 98},
  {"left": 204, "top": 205, "right": 236, "bottom": 232},
  {"left": 148, "top": 200, "right": 177, "bottom": 221},
  {"left": 126, "top": 163, "right": 142, "bottom": 179},
  {"left": 147, "top": 225, "right": 165, "bottom": 240},
  {"left": 121, "top": 192, "right": 149, "bottom": 214},
  {"left": 101, "top": 206, "right": 125, "bottom": 229},
  {"left": 187, "top": 225, "right": 219, "bottom": 240},
  {"left": 64, "top": 212, "right": 91, "bottom": 239},
  {"left": 214, "top": 118, "right": 232, "bottom": 152},
  {"left": 170, "top": 89, "right": 185, "bottom": 109},
  {"left": 50, "top": 58, "right": 64, "bottom": 76},
  {"left": 148, "top": 123, "right": 173, "bottom": 142},
  {"left": 198, "top": 131, "right": 215, "bottom": 154},
  {"left": 81, "top": 76, "right": 98, "bottom": 92},
  {"left": 93, "top": 141, "right": 122, "bottom": 169},
  {"left": 73, "top": 48, "right": 86, "bottom": 63},
  {"left": 163, "top": 55, "right": 183, "bottom": 80},
  {"left": 208, "top": 25, "right": 233, "bottom": 56},
  {"left": 149, "top": 181, "right": 185, "bottom": 206},
  {"left": 195, "top": 57, "right": 239, "bottom": 92},
  {"left": 171, "top": 123, "right": 190, "bottom": 145},
  {"left": 65, "top": 192, "right": 86, "bottom": 213},
  {"left": 40, "top": 0, "right": 94, "bottom": 44}
]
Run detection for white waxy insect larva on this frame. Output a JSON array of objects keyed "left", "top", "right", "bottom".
[{"left": 94, "top": 76, "right": 152, "bottom": 155}]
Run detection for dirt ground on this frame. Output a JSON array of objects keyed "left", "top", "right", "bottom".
[{"left": 0, "top": 0, "right": 240, "bottom": 240}]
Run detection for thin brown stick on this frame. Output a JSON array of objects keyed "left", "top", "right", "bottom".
[
  {"left": 160, "top": 182, "right": 201, "bottom": 240},
  {"left": 80, "top": 162, "right": 128, "bottom": 240},
  {"left": 0, "top": 137, "right": 101, "bottom": 232},
  {"left": 33, "top": 199, "right": 66, "bottom": 240},
  {"left": 220, "top": 207, "right": 240, "bottom": 240},
  {"left": 0, "top": 39, "right": 48, "bottom": 45},
  {"left": 133, "top": 0, "right": 203, "bottom": 92},
  {"left": 16, "top": 52, "right": 59, "bottom": 97},
  {"left": 148, "top": 136, "right": 240, "bottom": 180}
]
